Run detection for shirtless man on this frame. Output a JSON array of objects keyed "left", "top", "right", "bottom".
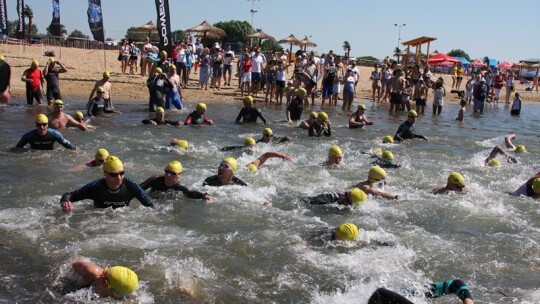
[
  {"left": 88, "top": 71, "right": 113, "bottom": 109},
  {"left": 354, "top": 166, "right": 399, "bottom": 199},
  {"left": 166, "top": 65, "right": 183, "bottom": 110},
  {"left": 71, "top": 260, "right": 139, "bottom": 299},
  {"left": 389, "top": 68, "right": 405, "bottom": 112},
  {"left": 483, "top": 133, "right": 524, "bottom": 165},
  {"left": 47, "top": 99, "right": 87, "bottom": 131}
]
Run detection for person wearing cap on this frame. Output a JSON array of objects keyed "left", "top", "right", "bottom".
[
  {"left": 71, "top": 260, "right": 139, "bottom": 299},
  {"left": 43, "top": 57, "right": 67, "bottom": 105},
  {"left": 140, "top": 161, "right": 212, "bottom": 201},
  {"left": 256, "top": 128, "right": 292, "bottom": 143},
  {"left": 306, "top": 188, "right": 367, "bottom": 206},
  {"left": 203, "top": 157, "right": 247, "bottom": 187},
  {"left": 372, "top": 150, "right": 401, "bottom": 168},
  {"left": 86, "top": 86, "right": 121, "bottom": 117},
  {"left": 165, "top": 65, "right": 184, "bottom": 110},
  {"left": 60, "top": 156, "right": 155, "bottom": 212},
  {"left": 221, "top": 137, "right": 257, "bottom": 152},
  {"left": 432, "top": 172, "right": 467, "bottom": 194},
  {"left": 151, "top": 50, "right": 171, "bottom": 75},
  {"left": 383, "top": 135, "right": 395, "bottom": 144},
  {"left": 354, "top": 166, "right": 399, "bottom": 199},
  {"left": 184, "top": 102, "right": 213, "bottom": 126},
  {"left": 74, "top": 111, "right": 96, "bottom": 129},
  {"left": 85, "top": 148, "right": 110, "bottom": 167},
  {"left": 348, "top": 104, "right": 374, "bottom": 128},
  {"left": 510, "top": 92, "right": 521, "bottom": 116},
  {"left": 21, "top": 59, "right": 45, "bottom": 105},
  {"left": 483, "top": 133, "right": 523, "bottom": 165},
  {"left": 235, "top": 96, "right": 267, "bottom": 124},
  {"left": 393, "top": 110, "right": 428, "bottom": 142},
  {"left": 169, "top": 138, "right": 189, "bottom": 150},
  {"left": 142, "top": 107, "right": 181, "bottom": 126},
  {"left": 308, "top": 112, "right": 331, "bottom": 137},
  {"left": 333, "top": 223, "right": 359, "bottom": 241},
  {"left": 324, "top": 145, "right": 343, "bottom": 165},
  {"left": 298, "top": 111, "right": 318, "bottom": 130},
  {"left": 286, "top": 88, "right": 305, "bottom": 122},
  {"left": 88, "top": 71, "right": 114, "bottom": 110},
  {"left": 13, "top": 114, "right": 77, "bottom": 151},
  {"left": 0, "top": 54, "right": 11, "bottom": 104},
  {"left": 47, "top": 99, "right": 88, "bottom": 131},
  {"left": 147, "top": 66, "right": 173, "bottom": 112},
  {"left": 368, "top": 279, "right": 474, "bottom": 304},
  {"left": 511, "top": 172, "right": 540, "bottom": 198}
]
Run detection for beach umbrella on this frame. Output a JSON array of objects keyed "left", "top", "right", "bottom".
[
  {"left": 300, "top": 36, "right": 317, "bottom": 51},
  {"left": 498, "top": 61, "right": 513, "bottom": 70},
  {"left": 185, "top": 20, "right": 226, "bottom": 44},
  {"left": 427, "top": 53, "right": 460, "bottom": 65},
  {"left": 132, "top": 20, "right": 158, "bottom": 37},
  {"left": 278, "top": 34, "right": 302, "bottom": 62},
  {"left": 470, "top": 59, "right": 484, "bottom": 67},
  {"left": 246, "top": 30, "right": 275, "bottom": 46}
]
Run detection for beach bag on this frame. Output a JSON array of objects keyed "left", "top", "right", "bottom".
[{"left": 117, "top": 53, "right": 122, "bottom": 61}]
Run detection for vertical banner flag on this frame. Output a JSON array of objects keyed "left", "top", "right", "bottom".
[
  {"left": 155, "top": 0, "right": 172, "bottom": 55},
  {"left": 87, "top": 0, "right": 104, "bottom": 42},
  {"left": 0, "top": 0, "right": 7, "bottom": 38},
  {"left": 16, "top": 0, "right": 25, "bottom": 39},
  {"left": 49, "top": 0, "right": 61, "bottom": 37}
]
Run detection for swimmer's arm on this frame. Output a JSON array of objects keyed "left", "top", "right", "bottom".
[
  {"left": 203, "top": 117, "right": 213, "bottom": 125},
  {"left": 431, "top": 187, "right": 448, "bottom": 194},
  {"left": 72, "top": 260, "right": 104, "bottom": 286},
  {"left": 176, "top": 184, "right": 210, "bottom": 200},
  {"left": 258, "top": 110, "right": 267, "bottom": 124},
  {"left": 235, "top": 109, "right": 244, "bottom": 124},
  {"left": 414, "top": 134, "right": 428, "bottom": 141},
  {"left": 125, "top": 178, "right": 154, "bottom": 208},
  {"left": 20, "top": 71, "right": 30, "bottom": 82},
  {"left": 425, "top": 279, "right": 474, "bottom": 304},
  {"left": 323, "top": 122, "right": 331, "bottom": 137},
  {"left": 88, "top": 84, "right": 97, "bottom": 102},
  {"left": 139, "top": 175, "right": 158, "bottom": 190},
  {"left": 67, "top": 115, "right": 88, "bottom": 131},
  {"left": 504, "top": 133, "right": 516, "bottom": 149},
  {"left": 56, "top": 62, "right": 68, "bottom": 73},
  {"left": 251, "top": 152, "right": 293, "bottom": 168},
  {"left": 361, "top": 185, "right": 398, "bottom": 199},
  {"left": 184, "top": 116, "right": 192, "bottom": 125},
  {"left": 13, "top": 132, "right": 32, "bottom": 149},
  {"left": 50, "top": 129, "right": 78, "bottom": 150},
  {"left": 348, "top": 115, "right": 361, "bottom": 127}
]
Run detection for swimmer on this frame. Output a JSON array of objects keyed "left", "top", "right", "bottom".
[
  {"left": 372, "top": 150, "right": 401, "bottom": 168},
  {"left": 74, "top": 111, "right": 96, "bottom": 129},
  {"left": 298, "top": 111, "right": 317, "bottom": 129},
  {"left": 286, "top": 88, "right": 305, "bottom": 122},
  {"left": 432, "top": 172, "right": 467, "bottom": 194},
  {"left": 235, "top": 96, "right": 267, "bottom": 124},
  {"left": 354, "top": 166, "right": 399, "bottom": 199},
  {"left": 43, "top": 57, "right": 67, "bottom": 105},
  {"left": 0, "top": 54, "right": 11, "bottom": 104},
  {"left": 511, "top": 172, "right": 540, "bottom": 198},
  {"left": 48, "top": 99, "right": 88, "bottom": 131},
  {"left": 147, "top": 67, "right": 173, "bottom": 112},
  {"left": 85, "top": 148, "right": 109, "bottom": 168},
  {"left": 203, "top": 157, "right": 247, "bottom": 186},
  {"left": 368, "top": 279, "right": 474, "bottom": 304},
  {"left": 324, "top": 145, "right": 343, "bottom": 165},
  {"left": 71, "top": 260, "right": 139, "bottom": 299},
  {"left": 247, "top": 151, "right": 293, "bottom": 171},
  {"left": 142, "top": 106, "right": 181, "bottom": 126},
  {"left": 86, "top": 86, "right": 121, "bottom": 117},
  {"left": 21, "top": 59, "right": 45, "bottom": 105},
  {"left": 348, "top": 104, "right": 374, "bottom": 128},
  {"left": 382, "top": 135, "right": 395, "bottom": 144},
  {"left": 88, "top": 71, "right": 114, "bottom": 109},
  {"left": 140, "top": 161, "right": 212, "bottom": 201},
  {"left": 306, "top": 188, "right": 367, "bottom": 206},
  {"left": 455, "top": 99, "right": 467, "bottom": 122},
  {"left": 169, "top": 138, "right": 189, "bottom": 150},
  {"left": 483, "top": 133, "right": 524, "bottom": 165},
  {"left": 60, "top": 156, "right": 155, "bottom": 212},
  {"left": 394, "top": 110, "right": 428, "bottom": 142},
  {"left": 311, "top": 223, "right": 359, "bottom": 243},
  {"left": 184, "top": 102, "right": 213, "bottom": 125},
  {"left": 221, "top": 137, "right": 256, "bottom": 152},
  {"left": 256, "top": 127, "right": 292, "bottom": 143},
  {"left": 12, "top": 114, "right": 78, "bottom": 151},
  {"left": 308, "top": 112, "right": 331, "bottom": 137}
]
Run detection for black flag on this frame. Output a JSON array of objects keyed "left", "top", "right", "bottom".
[
  {"left": 49, "top": 0, "right": 60, "bottom": 37},
  {"left": 0, "top": 0, "right": 8, "bottom": 38},
  {"left": 155, "top": 0, "right": 172, "bottom": 54},
  {"left": 87, "top": 0, "right": 104, "bottom": 42},
  {"left": 16, "top": 0, "right": 24, "bottom": 39}
]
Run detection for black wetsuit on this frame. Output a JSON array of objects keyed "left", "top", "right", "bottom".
[
  {"left": 60, "top": 177, "right": 154, "bottom": 209},
  {"left": 203, "top": 175, "right": 247, "bottom": 187},
  {"left": 235, "top": 107, "right": 267, "bottom": 124},
  {"left": 44, "top": 68, "right": 62, "bottom": 100},
  {"left": 147, "top": 75, "right": 173, "bottom": 112},
  {"left": 184, "top": 111, "right": 211, "bottom": 125},
  {"left": 308, "top": 122, "right": 331, "bottom": 137},
  {"left": 368, "top": 279, "right": 473, "bottom": 304},
  {"left": 368, "top": 288, "right": 413, "bottom": 304},
  {"left": 287, "top": 96, "right": 304, "bottom": 121},
  {"left": 140, "top": 175, "right": 206, "bottom": 199},
  {"left": 394, "top": 121, "right": 424, "bottom": 142},
  {"left": 141, "top": 118, "right": 180, "bottom": 125},
  {"left": 86, "top": 97, "right": 116, "bottom": 117},
  {"left": 220, "top": 145, "right": 249, "bottom": 152},
  {"left": 15, "top": 129, "right": 75, "bottom": 150},
  {"left": 372, "top": 159, "right": 401, "bottom": 168},
  {"left": 307, "top": 192, "right": 343, "bottom": 205},
  {"left": 349, "top": 112, "right": 365, "bottom": 129},
  {"left": 256, "top": 135, "right": 290, "bottom": 143}
]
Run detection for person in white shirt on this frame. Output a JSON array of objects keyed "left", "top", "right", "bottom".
[
  {"left": 223, "top": 44, "right": 235, "bottom": 86},
  {"left": 250, "top": 46, "right": 266, "bottom": 96}
]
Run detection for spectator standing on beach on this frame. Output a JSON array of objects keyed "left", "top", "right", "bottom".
[
  {"left": 321, "top": 63, "right": 336, "bottom": 108},
  {"left": 118, "top": 39, "right": 130, "bottom": 75},
  {"left": 464, "top": 76, "right": 475, "bottom": 105},
  {"left": 504, "top": 71, "right": 514, "bottom": 104},
  {"left": 240, "top": 54, "right": 252, "bottom": 97},
  {"left": 532, "top": 74, "right": 539, "bottom": 93},
  {"left": 370, "top": 64, "right": 382, "bottom": 102},
  {"left": 332, "top": 56, "right": 345, "bottom": 107},
  {"left": 211, "top": 43, "right": 223, "bottom": 90},
  {"left": 380, "top": 64, "right": 393, "bottom": 103},
  {"left": 433, "top": 81, "right": 445, "bottom": 115},
  {"left": 264, "top": 60, "right": 277, "bottom": 103},
  {"left": 414, "top": 78, "right": 428, "bottom": 114},
  {"left": 128, "top": 39, "right": 139, "bottom": 75},
  {"left": 342, "top": 68, "right": 356, "bottom": 112},
  {"left": 141, "top": 37, "right": 153, "bottom": 77},
  {"left": 275, "top": 60, "right": 288, "bottom": 104},
  {"left": 21, "top": 59, "right": 44, "bottom": 105},
  {"left": 472, "top": 75, "right": 487, "bottom": 114},
  {"left": 492, "top": 71, "right": 505, "bottom": 104},
  {"left": 175, "top": 42, "right": 188, "bottom": 87},
  {"left": 223, "top": 44, "right": 235, "bottom": 86},
  {"left": 43, "top": 58, "right": 67, "bottom": 105},
  {"left": 389, "top": 68, "right": 405, "bottom": 112},
  {"left": 451, "top": 63, "right": 457, "bottom": 89},
  {"left": 251, "top": 46, "right": 266, "bottom": 97},
  {"left": 456, "top": 63, "right": 465, "bottom": 90},
  {"left": 199, "top": 48, "right": 211, "bottom": 90}
]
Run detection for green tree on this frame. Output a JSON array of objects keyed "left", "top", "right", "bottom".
[
  {"left": 358, "top": 56, "right": 378, "bottom": 61},
  {"left": 447, "top": 49, "right": 471, "bottom": 62},
  {"left": 342, "top": 41, "right": 351, "bottom": 58},
  {"left": 172, "top": 30, "right": 185, "bottom": 42},
  {"left": 212, "top": 20, "right": 252, "bottom": 51},
  {"left": 68, "top": 29, "right": 89, "bottom": 39},
  {"left": 260, "top": 39, "right": 281, "bottom": 52},
  {"left": 8, "top": 20, "right": 38, "bottom": 37},
  {"left": 23, "top": 4, "right": 33, "bottom": 43},
  {"left": 46, "top": 24, "right": 67, "bottom": 36}
]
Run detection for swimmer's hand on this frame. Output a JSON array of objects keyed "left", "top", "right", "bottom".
[
  {"left": 421, "top": 135, "right": 429, "bottom": 141},
  {"left": 202, "top": 194, "right": 212, "bottom": 201},
  {"left": 507, "top": 156, "right": 517, "bottom": 163},
  {"left": 61, "top": 200, "right": 74, "bottom": 213},
  {"left": 150, "top": 120, "right": 157, "bottom": 126},
  {"left": 72, "top": 146, "right": 79, "bottom": 151}
]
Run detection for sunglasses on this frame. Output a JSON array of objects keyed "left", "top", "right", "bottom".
[
  {"left": 107, "top": 171, "right": 125, "bottom": 177},
  {"left": 36, "top": 123, "right": 48, "bottom": 127},
  {"left": 456, "top": 184, "right": 465, "bottom": 190},
  {"left": 219, "top": 162, "right": 231, "bottom": 170},
  {"left": 164, "top": 169, "right": 180, "bottom": 176}
]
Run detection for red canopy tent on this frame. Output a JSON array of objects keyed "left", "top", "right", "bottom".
[
  {"left": 431, "top": 60, "right": 457, "bottom": 67},
  {"left": 497, "top": 61, "right": 513, "bottom": 70},
  {"left": 427, "top": 53, "right": 460, "bottom": 65},
  {"left": 470, "top": 59, "right": 484, "bottom": 67}
]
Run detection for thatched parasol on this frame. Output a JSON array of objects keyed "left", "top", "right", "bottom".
[
  {"left": 300, "top": 36, "right": 317, "bottom": 51},
  {"left": 246, "top": 30, "right": 275, "bottom": 46},
  {"left": 278, "top": 34, "right": 302, "bottom": 61},
  {"left": 131, "top": 20, "right": 158, "bottom": 37},
  {"left": 185, "top": 20, "right": 226, "bottom": 44}
]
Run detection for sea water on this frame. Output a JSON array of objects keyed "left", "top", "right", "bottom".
[{"left": 0, "top": 98, "right": 538, "bottom": 303}]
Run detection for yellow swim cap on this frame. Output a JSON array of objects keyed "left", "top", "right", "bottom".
[
  {"left": 488, "top": 159, "right": 501, "bottom": 167},
  {"left": 165, "top": 160, "right": 183, "bottom": 174},
  {"left": 263, "top": 128, "right": 273, "bottom": 136},
  {"left": 160, "top": 50, "right": 167, "bottom": 57},
  {"left": 243, "top": 96, "right": 254, "bottom": 104},
  {"left": 170, "top": 64, "right": 176, "bottom": 70},
  {"left": 223, "top": 157, "right": 238, "bottom": 172},
  {"left": 328, "top": 145, "right": 342, "bottom": 158},
  {"left": 0, "top": 55, "right": 4, "bottom": 61},
  {"left": 95, "top": 148, "right": 110, "bottom": 161},
  {"left": 296, "top": 87, "right": 307, "bottom": 95},
  {"left": 318, "top": 112, "right": 329, "bottom": 121},
  {"left": 372, "top": 147, "right": 383, "bottom": 158},
  {"left": 244, "top": 137, "right": 256, "bottom": 146},
  {"left": 31, "top": 59, "right": 39, "bottom": 67},
  {"left": 310, "top": 111, "right": 318, "bottom": 118},
  {"left": 49, "top": 57, "right": 55, "bottom": 63},
  {"left": 196, "top": 102, "right": 207, "bottom": 111},
  {"left": 248, "top": 163, "right": 258, "bottom": 172},
  {"left": 74, "top": 111, "right": 84, "bottom": 119},
  {"left": 382, "top": 150, "right": 394, "bottom": 161},
  {"left": 532, "top": 178, "right": 540, "bottom": 194},
  {"left": 515, "top": 145, "right": 526, "bottom": 153},
  {"left": 408, "top": 109, "right": 418, "bottom": 117},
  {"left": 105, "top": 266, "right": 139, "bottom": 298},
  {"left": 103, "top": 71, "right": 111, "bottom": 78},
  {"left": 97, "top": 86, "right": 105, "bottom": 93},
  {"left": 155, "top": 67, "right": 163, "bottom": 74},
  {"left": 383, "top": 135, "right": 394, "bottom": 144},
  {"left": 54, "top": 99, "right": 64, "bottom": 106},
  {"left": 448, "top": 172, "right": 465, "bottom": 186},
  {"left": 156, "top": 107, "right": 165, "bottom": 113},
  {"left": 335, "top": 223, "right": 359, "bottom": 241},
  {"left": 368, "top": 166, "right": 387, "bottom": 181},
  {"left": 175, "top": 140, "right": 189, "bottom": 150},
  {"left": 349, "top": 188, "right": 367, "bottom": 205},
  {"left": 103, "top": 156, "right": 124, "bottom": 173},
  {"left": 35, "top": 114, "right": 48, "bottom": 124},
  {"left": 358, "top": 104, "right": 366, "bottom": 110}
]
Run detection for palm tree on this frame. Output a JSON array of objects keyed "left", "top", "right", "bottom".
[
  {"left": 342, "top": 41, "right": 351, "bottom": 58},
  {"left": 23, "top": 4, "right": 33, "bottom": 43}
]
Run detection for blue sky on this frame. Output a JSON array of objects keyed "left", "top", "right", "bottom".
[{"left": 8, "top": 0, "right": 540, "bottom": 62}]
